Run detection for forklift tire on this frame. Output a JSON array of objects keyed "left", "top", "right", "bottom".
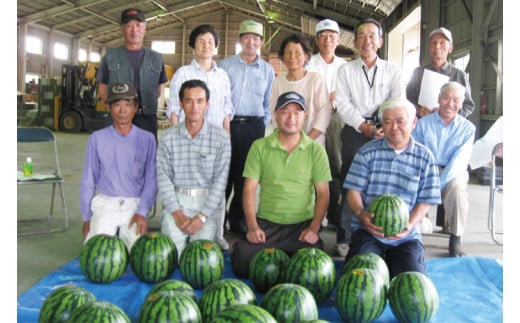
[{"left": 59, "top": 110, "right": 82, "bottom": 133}]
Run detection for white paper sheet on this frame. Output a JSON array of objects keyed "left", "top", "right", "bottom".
[
  {"left": 418, "top": 69, "right": 450, "bottom": 110},
  {"left": 469, "top": 116, "right": 503, "bottom": 170}
]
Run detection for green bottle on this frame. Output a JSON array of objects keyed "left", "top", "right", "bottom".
[{"left": 23, "top": 157, "right": 33, "bottom": 177}]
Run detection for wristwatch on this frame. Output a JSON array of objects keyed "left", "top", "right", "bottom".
[
  {"left": 370, "top": 126, "right": 377, "bottom": 138},
  {"left": 197, "top": 213, "right": 207, "bottom": 223}
]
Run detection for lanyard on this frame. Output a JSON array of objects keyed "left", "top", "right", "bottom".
[{"left": 362, "top": 65, "right": 378, "bottom": 89}]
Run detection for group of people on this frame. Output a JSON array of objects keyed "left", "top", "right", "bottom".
[{"left": 80, "top": 7, "right": 477, "bottom": 280}]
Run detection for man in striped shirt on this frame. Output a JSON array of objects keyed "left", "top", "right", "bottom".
[
  {"left": 157, "top": 79, "right": 231, "bottom": 258},
  {"left": 343, "top": 97, "right": 441, "bottom": 278}
]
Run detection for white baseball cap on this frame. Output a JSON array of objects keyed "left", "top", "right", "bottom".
[
  {"left": 316, "top": 19, "right": 340, "bottom": 34},
  {"left": 429, "top": 27, "right": 453, "bottom": 43}
]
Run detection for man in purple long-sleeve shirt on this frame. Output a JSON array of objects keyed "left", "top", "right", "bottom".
[{"left": 80, "top": 82, "right": 157, "bottom": 250}]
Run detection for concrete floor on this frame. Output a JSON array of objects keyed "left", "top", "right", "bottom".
[{"left": 17, "top": 130, "right": 504, "bottom": 296}]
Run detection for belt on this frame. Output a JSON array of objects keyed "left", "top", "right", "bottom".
[
  {"left": 175, "top": 187, "right": 209, "bottom": 197},
  {"left": 231, "top": 116, "right": 263, "bottom": 124}
]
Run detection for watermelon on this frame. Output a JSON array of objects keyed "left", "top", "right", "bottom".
[
  {"left": 138, "top": 291, "right": 202, "bottom": 323},
  {"left": 79, "top": 234, "right": 129, "bottom": 283},
  {"left": 336, "top": 268, "right": 387, "bottom": 323},
  {"left": 260, "top": 283, "right": 318, "bottom": 322},
  {"left": 369, "top": 193, "right": 409, "bottom": 236},
  {"left": 198, "top": 278, "right": 257, "bottom": 322},
  {"left": 39, "top": 284, "right": 96, "bottom": 323},
  {"left": 209, "top": 304, "right": 277, "bottom": 323},
  {"left": 249, "top": 248, "right": 290, "bottom": 293},
  {"left": 67, "top": 300, "right": 130, "bottom": 323},
  {"left": 388, "top": 271, "right": 439, "bottom": 323},
  {"left": 179, "top": 239, "right": 224, "bottom": 289},
  {"left": 341, "top": 252, "right": 390, "bottom": 287},
  {"left": 145, "top": 279, "right": 197, "bottom": 301},
  {"left": 284, "top": 247, "right": 336, "bottom": 304},
  {"left": 130, "top": 232, "right": 177, "bottom": 283}
]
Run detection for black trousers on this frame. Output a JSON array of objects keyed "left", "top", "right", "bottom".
[{"left": 225, "top": 118, "right": 265, "bottom": 234}]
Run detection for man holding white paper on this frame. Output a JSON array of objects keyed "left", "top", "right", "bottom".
[{"left": 406, "top": 27, "right": 475, "bottom": 118}]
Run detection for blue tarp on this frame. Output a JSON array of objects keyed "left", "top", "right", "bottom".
[{"left": 17, "top": 255, "right": 502, "bottom": 322}]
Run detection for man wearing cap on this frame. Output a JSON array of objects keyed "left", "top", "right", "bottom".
[
  {"left": 406, "top": 27, "right": 475, "bottom": 118},
  {"left": 218, "top": 20, "right": 275, "bottom": 237},
  {"left": 80, "top": 82, "right": 158, "bottom": 251},
  {"left": 96, "top": 7, "right": 168, "bottom": 139},
  {"left": 230, "top": 91, "right": 331, "bottom": 278},
  {"left": 306, "top": 18, "right": 348, "bottom": 256}
]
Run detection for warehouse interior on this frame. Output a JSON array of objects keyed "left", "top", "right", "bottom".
[{"left": 15, "top": 0, "right": 510, "bottom": 321}]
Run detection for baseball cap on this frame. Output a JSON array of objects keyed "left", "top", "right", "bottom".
[
  {"left": 316, "top": 19, "right": 340, "bottom": 34},
  {"left": 429, "top": 27, "right": 453, "bottom": 43},
  {"left": 275, "top": 91, "right": 306, "bottom": 111},
  {"left": 121, "top": 8, "right": 145, "bottom": 25},
  {"left": 107, "top": 82, "right": 138, "bottom": 103},
  {"left": 239, "top": 20, "right": 264, "bottom": 37}
]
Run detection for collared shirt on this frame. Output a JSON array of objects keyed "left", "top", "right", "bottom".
[
  {"left": 218, "top": 54, "right": 275, "bottom": 126},
  {"left": 80, "top": 125, "right": 158, "bottom": 221},
  {"left": 344, "top": 137, "right": 441, "bottom": 246},
  {"left": 336, "top": 57, "right": 404, "bottom": 131},
  {"left": 156, "top": 120, "right": 231, "bottom": 218},
  {"left": 406, "top": 63, "right": 475, "bottom": 118},
  {"left": 165, "top": 59, "right": 234, "bottom": 127},
  {"left": 243, "top": 129, "right": 332, "bottom": 224},
  {"left": 306, "top": 53, "right": 347, "bottom": 95},
  {"left": 413, "top": 112, "right": 476, "bottom": 189}
]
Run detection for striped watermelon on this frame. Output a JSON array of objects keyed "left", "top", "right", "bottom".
[
  {"left": 67, "top": 300, "right": 130, "bottom": 323},
  {"left": 388, "top": 271, "right": 439, "bottom": 323},
  {"left": 179, "top": 239, "right": 224, "bottom": 289},
  {"left": 336, "top": 268, "right": 387, "bottom": 323},
  {"left": 209, "top": 304, "right": 277, "bottom": 323},
  {"left": 138, "top": 291, "right": 202, "bottom": 323},
  {"left": 249, "top": 248, "right": 290, "bottom": 293},
  {"left": 198, "top": 278, "right": 257, "bottom": 322},
  {"left": 145, "top": 279, "right": 197, "bottom": 301},
  {"left": 341, "top": 252, "right": 390, "bottom": 287},
  {"left": 79, "top": 234, "right": 128, "bottom": 283},
  {"left": 369, "top": 193, "right": 409, "bottom": 236},
  {"left": 284, "top": 247, "right": 336, "bottom": 304},
  {"left": 260, "top": 283, "right": 318, "bottom": 322},
  {"left": 129, "top": 232, "right": 177, "bottom": 283},
  {"left": 39, "top": 284, "right": 96, "bottom": 323}
]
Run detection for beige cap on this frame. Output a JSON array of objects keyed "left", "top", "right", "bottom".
[
  {"left": 239, "top": 20, "right": 263, "bottom": 37},
  {"left": 316, "top": 19, "right": 340, "bottom": 34}
]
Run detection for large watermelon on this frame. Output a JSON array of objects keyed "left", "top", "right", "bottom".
[
  {"left": 67, "top": 300, "right": 130, "bottom": 323},
  {"left": 198, "top": 278, "right": 257, "bottom": 322},
  {"left": 341, "top": 252, "right": 390, "bottom": 287},
  {"left": 369, "top": 193, "right": 409, "bottom": 236},
  {"left": 79, "top": 234, "right": 129, "bottom": 283},
  {"left": 249, "top": 248, "right": 290, "bottom": 293},
  {"left": 336, "top": 268, "right": 387, "bottom": 323},
  {"left": 138, "top": 291, "right": 202, "bottom": 323},
  {"left": 145, "top": 278, "right": 197, "bottom": 301},
  {"left": 209, "top": 304, "right": 277, "bottom": 323},
  {"left": 130, "top": 232, "right": 177, "bottom": 283},
  {"left": 179, "top": 239, "right": 224, "bottom": 289},
  {"left": 260, "top": 283, "right": 318, "bottom": 322},
  {"left": 284, "top": 247, "right": 336, "bottom": 304},
  {"left": 39, "top": 284, "right": 96, "bottom": 323},
  {"left": 388, "top": 271, "right": 439, "bottom": 323}
]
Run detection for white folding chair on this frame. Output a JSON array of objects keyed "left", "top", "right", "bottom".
[
  {"left": 17, "top": 127, "right": 69, "bottom": 236},
  {"left": 488, "top": 142, "right": 503, "bottom": 245}
]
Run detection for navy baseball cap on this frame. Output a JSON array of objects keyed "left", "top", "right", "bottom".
[
  {"left": 121, "top": 8, "right": 145, "bottom": 25},
  {"left": 275, "top": 91, "right": 306, "bottom": 111}
]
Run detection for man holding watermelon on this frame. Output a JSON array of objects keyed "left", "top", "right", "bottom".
[{"left": 343, "top": 97, "right": 441, "bottom": 278}]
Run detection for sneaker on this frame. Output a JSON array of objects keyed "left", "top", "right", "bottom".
[
  {"left": 217, "top": 238, "right": 230, "bottom": 251},
  {"left": 335, "top": 243, "right": 349, "bottom": 257}
]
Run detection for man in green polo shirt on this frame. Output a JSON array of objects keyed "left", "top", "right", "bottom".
[{"left": 231, "top": 91, "right": 332, "bottom": 278}]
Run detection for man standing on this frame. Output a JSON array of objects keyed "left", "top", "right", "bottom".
[
  {"left": 406, "top": 27, "right": 475, "bottom": 118},
  {"left": 96, "top": 7, "right": 168, "bottom": 139},
  {"left": 231, "top": 91, "right": 331, "bottom": 278},
  {"left": 218, "top": 20, "right": 275, "bottom": 236},
  {"left": 306, "top": 18, "right": 348, "bottom": 255},
  {"left": 80, "top": 82, "right": 157, "bottom": 251},
  {"left": 157, "top": 79, "right": 231, "bottom": 257},
  {"left": 344, "top": 97, "right": 441, "bottom": 278},
  {"left": 413, "top": 82, "right": 475, "bottom": 257},
  {"left": 335, "top": 18, "right": 403, "bottom": 256}
]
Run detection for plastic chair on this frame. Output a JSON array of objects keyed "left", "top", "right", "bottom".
[
  {"left": 488, "top": 142, "right": 503, "bottom": 245},
  {"left": 17, "top": 127, "right": 69, "bottom": 236}
]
